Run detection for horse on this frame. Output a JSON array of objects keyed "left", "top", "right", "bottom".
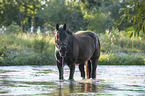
[{"left": 55, "top": 23, "right": 100, "bottom": 80}]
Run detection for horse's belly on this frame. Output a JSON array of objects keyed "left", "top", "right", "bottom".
[
  {"left": 76, "top": 59, "right": 88, "bottom": 64},
  {"left": 76, "top": 43, "right": 95, "bottom": 64},
  {"left": 76, "top": 51, "right": 93, "bottom": 64}
]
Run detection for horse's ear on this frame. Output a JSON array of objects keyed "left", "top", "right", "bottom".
[
  {"left": 63, "top": 24, "right": 67, "bottom": 31},
  {"left": 56, "top": 23, "right": 59, "bottom": 30}
]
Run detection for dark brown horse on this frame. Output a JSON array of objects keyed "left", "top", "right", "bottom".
[{"left": 55, "top": 23, "right": 100, "bottom": 80}]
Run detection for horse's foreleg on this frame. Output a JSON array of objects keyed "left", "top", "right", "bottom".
[
  {"left": 69, "top": 64, "right": 75, "bottom": 80},
  {"left": 57, "top": 61, "right": 64, "bottom": 80},
  {"left": 91, "top": 58, "right": 98, "bottom": 79},
  {"left": 79, "top": 63, "right": 85, "bottom": 79}
]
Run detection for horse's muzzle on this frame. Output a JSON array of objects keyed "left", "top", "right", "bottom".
[{"left": 59, "top": 45, "right": 67, "bottom": 57}]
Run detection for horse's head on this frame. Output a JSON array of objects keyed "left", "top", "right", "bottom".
[{"left": 55, "top": 23, "right": 72, "bottom": 57}]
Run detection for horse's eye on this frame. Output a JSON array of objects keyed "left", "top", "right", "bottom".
[
  {"left": 56, "top": 36, "right": 60, "bottom": 42},
  {"left": 56, "top": 34, "right": 59, "bottom": 41},
  {"left": 55, "top": 37, "right": 60, "bottom": 45}
]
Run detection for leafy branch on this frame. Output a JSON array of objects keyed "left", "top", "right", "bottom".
[{"left": 119, "top": 0, "right": 145, "bottom": 38}]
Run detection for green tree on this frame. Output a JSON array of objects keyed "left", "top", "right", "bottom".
[
  {"left": 0, "top": 1, "right": 19, "bottom": 26},
  {"left": 80, "top": 0, "right": 102, "bottom": 11},
  {"left": 0, "top": 0, "right": 43, "bottom": 32},
  {"left": 119, "top": 0, "right": 145, "bottom": 37},
  {"left": 14, "top": 0, "right": 43, "bottom": 32},
  {"left": 80, "top": 0, "right": 116, "bottom": 33},
  {"left": 38, "top": 0, "right": 87, "bottom": 31}
]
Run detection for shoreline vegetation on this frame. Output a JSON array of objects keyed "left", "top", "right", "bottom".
[{"left": 0, "top": 30, "right": 145, "bottom": 66}]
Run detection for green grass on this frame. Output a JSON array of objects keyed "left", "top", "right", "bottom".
[
  {"left": 0, "top": 29, "right": 145, "bottom": 66},
  {"left": 99, "top": 53, "right": 145, "bottom": 65},
  {"left": 0, "top": 32, "right": 56, "bottom": 66},
  {"left": 0, "top": 52, "right": 55, "bottom": 66}
]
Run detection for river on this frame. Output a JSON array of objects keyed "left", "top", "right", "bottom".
[{"left": 0, "top": 65, "right": 145, "bottom": 96}]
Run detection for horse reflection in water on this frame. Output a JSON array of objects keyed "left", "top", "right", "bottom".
[
  {"left": 80, "top": 83, "right": 97, "bottom": 93},
  {"left": 57, "top": 81, "right": 97, "bottom": 96}
]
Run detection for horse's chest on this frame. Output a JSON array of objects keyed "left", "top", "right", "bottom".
[{"left": 63, "top": 54, "right": 73, "bottom": 65}]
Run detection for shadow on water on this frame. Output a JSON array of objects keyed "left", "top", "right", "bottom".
[{"left": 0, "top": 65, "right": 145, "bottom": 95}]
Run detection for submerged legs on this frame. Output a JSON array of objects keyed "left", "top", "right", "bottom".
[
  {"left": 79, "top": 63, "right": 85, "bottom": 79},
  {"left": 79, "top": 59, "right": 98, "bottom": 80},
  {"left": 91, "top": 58, "right": 98, "bottom": 79},
  {"left": 57, "top": 61, "right": 64, "bottom": 80},
  {"left": 86, "top": 60, "right": 92, "bottom": 79},
  {"left": 57, "top": 58, "right": 98, "bottom": 80},
  {"left": 69, "top": 64, "right": 75, "bottom": 80}
]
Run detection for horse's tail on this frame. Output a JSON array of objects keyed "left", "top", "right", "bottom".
[
  {"left": 86, "top": 60, "right": 92, "bottom": 79},
  {"left": 98, "top": 37, "right": 100, "bottom": 50}
]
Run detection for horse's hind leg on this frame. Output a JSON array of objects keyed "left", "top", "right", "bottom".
[
  {"left": 91, "top": 58, "right": 98, "bottom": 79},
  {"left": 86, "top": 60, "right": 92, "bottom": 79},
  {"left": 79, "top": 63, "right": 85, "bottom": 79}
]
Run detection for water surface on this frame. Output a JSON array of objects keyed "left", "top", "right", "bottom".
[{"left": 0, "top": 65, "right": 145, "bottom": 95}]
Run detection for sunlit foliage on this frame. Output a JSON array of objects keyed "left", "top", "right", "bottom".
[{"left": 119, "top": 0, "right": 145, "bottom": 38}]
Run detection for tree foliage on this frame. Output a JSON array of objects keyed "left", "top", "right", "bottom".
[
  {"left": 0, "top": 1, "right": 19, "bottom": 26},
  {"left": 0, "top": 0, "right": 43, "bottom": 31},
  {"left": 38, "top": 0, "right": 87, "bottom": 31},
  {"left": 0, "top": 0, "right": 145, "bottom": 37},
  {"left": 119, "top": 0, "right": 145, "bottom": 37},
  {"left": 80, "top": 0, "right": 102, "bottom": 11}
]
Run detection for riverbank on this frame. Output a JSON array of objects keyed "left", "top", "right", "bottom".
[
  {"left": 99, "top": 52, "right": 145, "bottom": 65},
  {"left": 0, "top": 51, "right": 144, "bottom": 66}
]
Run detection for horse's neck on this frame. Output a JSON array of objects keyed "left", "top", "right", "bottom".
[
  {"left": 66, "top": 34, "right": 77, "bottom": 61},
  {"left": 67, "top": 34, "right": 74, "bottom": 48}
]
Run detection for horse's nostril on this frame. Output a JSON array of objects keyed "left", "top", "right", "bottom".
[
  {"left": 60, "top": 46, "right": 66, "bottom": 57},
  {"left": 62, "top": 47, "right": 66, "bottom": 50},
  {"left": 60, "top": 48, "right": 65, "bottom": 53}
]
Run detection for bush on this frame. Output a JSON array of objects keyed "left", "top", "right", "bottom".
[
  {"left": 0, "top": 32, "right": 56, "bottom": 66},
  {"left": 99, "top": 29, "right": 145, "bottom": 53},
  {"left": 99, "top": 53, "right": 145, "bottom": 65},
  {"left": 6, "top": 22, "right": 21, "bottom": 33},
  {"left": 33, "top": 35, "right": 46, "bottom": 53},
  {"left": 0, "top": 52, "right": 55, "bottom": 66}
]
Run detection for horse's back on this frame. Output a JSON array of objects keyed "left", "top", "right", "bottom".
[
  {"left": 75, "top": 31, "right": 100, "bottom": 48},
  {"left": 74, "top": 31, "right": 100, "bottom": 63},
  {"left": 75, "top": 31, "right": 97, "bottom": 47},
  {"left": 75, "top": 31, "right": 98, "bottom": 41}
]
